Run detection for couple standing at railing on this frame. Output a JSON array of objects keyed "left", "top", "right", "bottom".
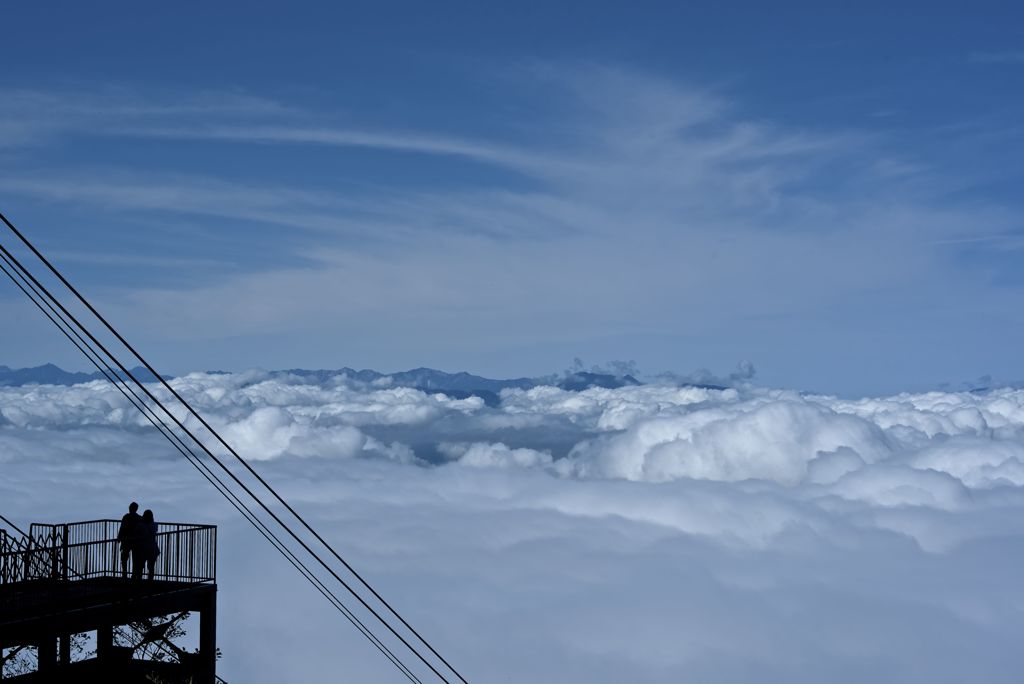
[{"left": 116, "top": 502, "right": 161, "bottom": 580}]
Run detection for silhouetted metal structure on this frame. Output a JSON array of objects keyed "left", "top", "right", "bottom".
[{"left": 0, "top": 519, "right": 217, "bottom": 682}]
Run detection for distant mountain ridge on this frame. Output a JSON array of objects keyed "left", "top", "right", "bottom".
[
  {"left": 0, "top": 364, "right": 672, "bottom": 406},
  {"left": 0, "top": 363, "right": 168, "bottom": 387}
]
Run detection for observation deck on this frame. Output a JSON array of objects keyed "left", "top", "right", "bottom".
[{"left": 1, "top": 519, "right": 217, "bottom": 683}]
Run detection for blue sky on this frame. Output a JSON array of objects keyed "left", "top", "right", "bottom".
[{"left": 1, "top": 1, "right": 1023, "bottom": 395}]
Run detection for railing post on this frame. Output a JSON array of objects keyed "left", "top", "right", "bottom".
[
  {"left": 50, "top": 529, "right": 59, "bottom": 580},
  {"left": 61, "top": 524, "right": 69, "bottom": 581}
]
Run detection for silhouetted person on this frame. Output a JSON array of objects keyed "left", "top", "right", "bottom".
[
  {"left": 133, "top": 509, "right": 160, "bottom": 580},
  {"left": 117, "top": 502, "right": 142, "bottom": 579}
]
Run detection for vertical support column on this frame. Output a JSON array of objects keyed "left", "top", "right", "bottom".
[
  {"left": 96, "top": 625, "right": 115, "bottom": 680},
  {"left": 197, "top": 587, "right": 218, "bottom": 684},
  {"left": 59, "top": 634, "right": 71, "bottom": 665},
  {"left": 96, "top": 625, "right": 113, "bottom": 661},
  {"left": 37, "top": 637, "right": 57, "bottom": 674}
]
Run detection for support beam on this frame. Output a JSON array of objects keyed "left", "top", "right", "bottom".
[
  {"left": 37, "top": 637, "right": 56, "bottom": 673},
  {"left": 59, "top": 633, "right": 71, "bottom": 665},
  {"left": 198, "top": 589, "right": 218, "bottom": 684},
  {"left": 96, "top": 625, "right": 113, "bottom": 661}
]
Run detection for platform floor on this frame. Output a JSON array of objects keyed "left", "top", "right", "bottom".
[{"left": 0, "top": 577, "right": 216, "bottom": 646}]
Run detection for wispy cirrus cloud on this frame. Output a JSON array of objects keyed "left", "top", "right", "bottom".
[
  {"left": 1, "top": 66, "right": 1022, "bottom": 388},
  {"left": 0, "top": 174, "right": 370, "bottom": 234},
  {"left": 0, "top": 88, "right": 292, "bottom": 149},
  {"left": 121, "top": 124, "right": 537, "bottom": 169}
]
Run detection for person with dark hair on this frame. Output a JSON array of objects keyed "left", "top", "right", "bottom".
[
  {"left": 116, "top": 502, "right": 142, "bottom": 579},
  {"left": 133, "top": 509, "right": 161, "bottom": 580}
]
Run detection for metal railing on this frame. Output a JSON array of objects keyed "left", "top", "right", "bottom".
[
  {"left": 1, "top": 528, "right": 52, "bottom": 584},
  {"left": 1, "top": 519, "right": 216, "bottom": 586}
]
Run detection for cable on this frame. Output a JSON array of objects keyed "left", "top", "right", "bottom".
[
  {"left": 0, "top": 515, "right": 28, "bottom": 538},
  {"left": 0, "top": 255, "right": 424, "bottom": 684},
  {"left": 0, "top": 211, "right": 469, "bottom": 684}
]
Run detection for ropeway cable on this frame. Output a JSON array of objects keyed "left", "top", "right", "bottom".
[
  {"left": 0, "top": 211, "right": 471, "bottom": 684},
  {"left": 0, "top": 252, "right": 425, "bottom": 684},
  {"left": 0, "top": 244, "right": 436, "bottom": 679}
]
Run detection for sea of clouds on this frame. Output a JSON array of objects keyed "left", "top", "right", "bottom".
[{"left": 3, "top": 372, "right": 1024, "bottom": 682}]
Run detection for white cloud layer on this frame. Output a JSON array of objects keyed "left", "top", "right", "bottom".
[{"left": 3, "top": 373, "right": 1024, "bottom": 681}]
